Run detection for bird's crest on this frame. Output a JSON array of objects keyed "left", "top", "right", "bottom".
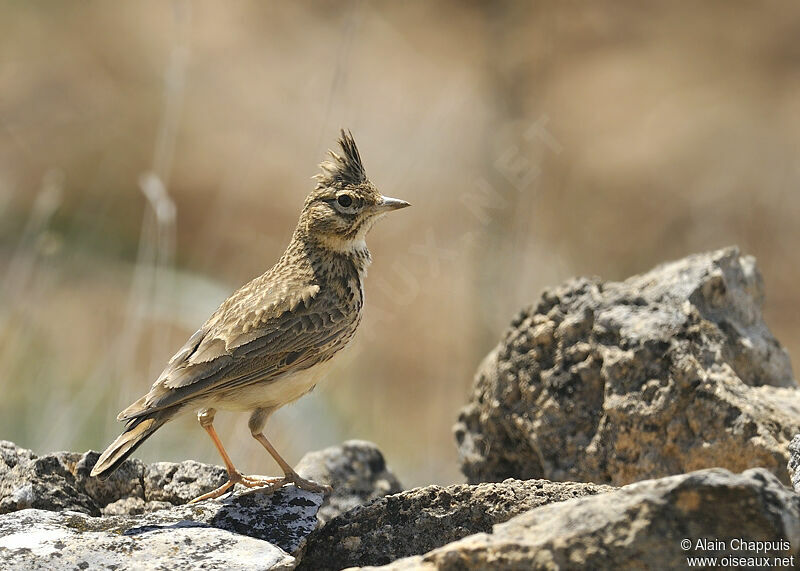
[{"left": 315, "top": 129, "right": 367, "bottom": 189}]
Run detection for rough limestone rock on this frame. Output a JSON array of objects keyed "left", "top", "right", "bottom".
[
  {"left": 296, "top": 439, "right": 403, "bottom": 523},
  {"left": 371, "top": 468, "right": 800, "bottom": 570},
  {"left": 788, "top": 435, "right": 800, "bottom": 493},
  {"left": 0, "top": 439, "right": 405, "bottom": 569},
  {"left": 0, "top": 441, "right": 228, "bottom": 516},
  {"left": 0, "top": 439, "right": 402, "bottom": 521},
  {"left": 455, "top": 247, "right": 800, "bottom": 486},
  {"left": 0, "top": 484, "right": 322, "bottom": 570},
  {"left": 298, "top": 478, "right": 612, "bottom": 570},
  {"left": 0, "top": 510, "right": 293, "bottom": 571}
]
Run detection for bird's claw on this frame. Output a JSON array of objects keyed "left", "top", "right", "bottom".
[
  {"left": 188, "top": 471, "right": 284, "bottom": 503},
  {"left": 284, "top": 472, "right": 332, "bottom": 494}
]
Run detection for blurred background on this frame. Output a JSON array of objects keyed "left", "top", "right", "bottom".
[{"left": 1, "top": 1, "right": 798, "bottom": 487}]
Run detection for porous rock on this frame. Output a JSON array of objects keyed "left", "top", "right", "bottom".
[
  {"left": 0, "top": 483, "right": 323, "bottom": 570},
  {"left": 0, "top": 440, "right": 228, "bottom": 516},
  {"left": 371, "top": 468, "right": 800, "bottom": 570},
  {"left": 455, "top": 247, "right": 800, "bottom": 485},
  {"left": 296, "top": 439, "right": 403, "bottom": 523},
  {"left": 0, "top": 439, "right": 407, "bottom": 569},
  {"left": 788, "top": 434, "right": 800, "bottom": 493},
  {"left": 298, "top": 478, "right": 612, "bottom": 570}
]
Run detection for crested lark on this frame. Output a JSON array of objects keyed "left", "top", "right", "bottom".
[{"left": 91, "top": 130, "right": 409, "bottom": 502}]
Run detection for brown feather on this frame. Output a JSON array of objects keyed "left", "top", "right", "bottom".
[{"left": 91, "top": 409, "right": 177, "bottom": 479}]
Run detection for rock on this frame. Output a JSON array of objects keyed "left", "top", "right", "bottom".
[
  {"left": 0, "top": 510, "right": 293, "bottom": 571},
  {"left": 295, "top": 440, "right": 403, "bottom": 523},
  {"left": 298, "top": 478, "right": 612, "bottom": 570},
  {"left": 788, "top": 435, "right": 800, "bottom": 493},
  {"left": 372, "top": 468, "right": 800, "bottom": 570},
  {"left": 142, "top": 460, "right": 229, "bottom": 506},
  {"left": 0, "top": 441, "right": 229, "bottom": 516},
  {"left": 0, "top": 439, "right": 399, "bottom": 521},
  {"left": 455, "top": 247, "right": 800, "bottom": 485},
  {"left": 0, "top": 484, "right": 322, "bottom": 570},
  {"left": 0, "top": 446, "right": 99, "bottom": 516},
  {"left": 0, "top": 440, "right": 35, "bottom": 468},
  {"left": 0, "top": 439, "right": 406, "bottom": 568}
]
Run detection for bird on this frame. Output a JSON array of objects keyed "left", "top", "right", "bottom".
[{"left": 90, "top": 130, "right": 410, "bottom": 502}]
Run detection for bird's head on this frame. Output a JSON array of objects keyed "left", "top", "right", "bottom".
[{"left": 298, "top": 130, "right": 409, "bottom": 253}]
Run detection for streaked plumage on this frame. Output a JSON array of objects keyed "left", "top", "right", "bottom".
[{"left": 91, "top": 130, "right": 409, "bottom": 501}]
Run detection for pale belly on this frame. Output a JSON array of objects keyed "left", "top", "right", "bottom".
[{"left": 205, "top": 357, "right": 337, "bottom": 413}]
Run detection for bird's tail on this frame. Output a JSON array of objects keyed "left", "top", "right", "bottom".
[{"left": 90, "top": 409, "right": 176, "bottom": 479}]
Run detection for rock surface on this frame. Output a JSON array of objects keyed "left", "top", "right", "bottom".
[
  {"left": 296, "top": 439, "right": 403, "bottom": 524},
  {"left": 789, "top": 434, "right": 800, "bottom": 493},
  {"left": 0, "top": 439, "right": 402, "bottom": 519},
  {"left": 0, "top": 483, "right": 322, "bottom": 570},
  {"left": 371, "top": 468, "right": 800, "bottom": 570},
  {"left": 0, "top": 441, "right": 229, "bottom": 516},
  {"left": 298, "top": 478, "right": 612, "bottom": 570},
  {"left": 0, "top": 439, "right": 404, "bottom": 569},
  {"left": 0, "top": 510, "right": 293, "bottom": 571},
  {"left": 455, "top": 247, "right": 800, "bottom": 486}
]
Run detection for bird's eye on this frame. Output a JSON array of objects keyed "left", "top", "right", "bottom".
[{"left": 337, "top": 194, "right": 353, "bottom": 208}]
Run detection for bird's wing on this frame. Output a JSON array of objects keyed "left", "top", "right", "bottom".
[{"left": 118, "top": 276, "right": 352, "bottom": 420}]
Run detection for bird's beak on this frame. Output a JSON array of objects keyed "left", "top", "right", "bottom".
[{"left": 377, "top": 195, "right": 411, "bottom": 212}]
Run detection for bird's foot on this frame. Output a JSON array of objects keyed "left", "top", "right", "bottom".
[
  {"left": 188, "top": 471, "right": 284, "bottom": 504},
  {"left": 283, "top": 471, "right": 332, "bottom": 494},
  {"left": 239, "top": 474, "right": 284, "bottom": 488}
]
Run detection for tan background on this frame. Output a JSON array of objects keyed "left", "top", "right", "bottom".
[{"left": 1, "top": 1, "right": 798, "bottom": 486}]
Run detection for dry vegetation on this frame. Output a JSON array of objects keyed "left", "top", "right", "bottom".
[{"left": 1, "top": 1, "right": 798, "bottom": 486}]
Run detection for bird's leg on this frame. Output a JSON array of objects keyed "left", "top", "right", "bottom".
[
  {"left": 248, "top": 407, "right": 331, "bottom": 494},
  {"left": 189, "top": 408, "right": 282, "bottom": 503},
  {"left": 251, "top": 431, "right": 330, "bottom": 493}
]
